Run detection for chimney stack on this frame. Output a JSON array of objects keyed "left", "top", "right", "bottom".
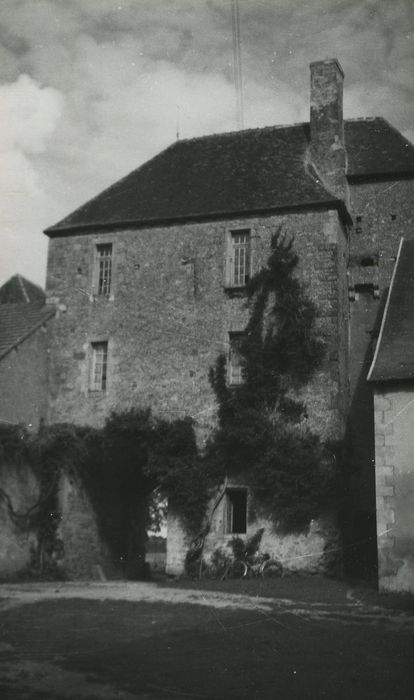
[{"left": 310, "top": 58, "right": 348, "bottom": 203}]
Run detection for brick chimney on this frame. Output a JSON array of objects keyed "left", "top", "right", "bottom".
[{"left": 310, "top": 58, "right": 348, "bottom": 203}]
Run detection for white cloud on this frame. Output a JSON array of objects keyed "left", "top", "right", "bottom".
[
  {"left": 0, "top": 0, "right": 413, "bottom": 287},
  {"left": 0, "top": 74, "right": 63, "bottom": 153},
  {"left": 0, "top": 74, "right": 63, "bottom": 286}
]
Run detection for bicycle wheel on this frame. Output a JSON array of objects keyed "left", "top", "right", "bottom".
[
  {"left": 261, "top": 558, "right": 283, "bottom": 578},
  {"left": 223, "top": 559, "right": 248, "bottom": 579}
]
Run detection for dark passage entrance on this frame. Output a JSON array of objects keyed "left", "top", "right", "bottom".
[{"left": 224, "top": 488, "right": 247, "bottom": 534}]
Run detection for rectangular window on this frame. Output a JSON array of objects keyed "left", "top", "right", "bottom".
[
  {"left": 229, "top": 332, "right": 245, "bottom": 386},
  {"left": 96, "top": 244, "right": 112, "bottom": 296},
  {"left": 224, "top": 489, "right": 247, "bottom": 534},
  {"left": 90, "top": 342, "right": 108, "bottom": 391},
  {"left": 229, "top": 230, "right": 251, "bottom": 287}
]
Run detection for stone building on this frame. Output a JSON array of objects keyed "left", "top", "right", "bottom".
[
  {"left": 0, "top": 275, "right": 55, "bottom": 430},
  {"left": 43, "top": 59, "right": 414, "bottom": 581},
  {"left": 0, "top": 275, "right": 55, "bottom": 579},
  {"left": 368, "top": 239, "right": 414, "bottom": 592}
]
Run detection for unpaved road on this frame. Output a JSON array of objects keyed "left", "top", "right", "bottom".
[{"left": 1, "top": 580, "right": 414, "bottom": 699}]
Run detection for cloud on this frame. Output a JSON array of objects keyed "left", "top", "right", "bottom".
[
  {"left": 0, "top": 0, "right": 413, "bottom": 287},
  {"left": 0, "top": 74, "right": 63, "bottom": 152},
  {"left": 0, "top": 74, "right": 63, "bottom": 285}
]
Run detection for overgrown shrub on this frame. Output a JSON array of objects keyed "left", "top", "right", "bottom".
[{"left": 207, "top": 230, "right": 338, "bottom": 532}]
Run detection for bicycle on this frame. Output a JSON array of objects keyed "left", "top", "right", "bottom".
[{"left": 222, "top": 551, "right": 283, "bottom": 580}]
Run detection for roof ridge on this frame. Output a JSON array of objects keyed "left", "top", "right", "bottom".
[
  {"left": 0, "top": 305, "right": 55, "bottom": 361},
  {"left": 345, "top": 117, "right": 381, "bottom": 123},
  {"left": 17, "top": 274, "right": 30, "bottom": 303},
  {"left": 177, "top": 118, "right": 390, "bottom": 144},
  {"left": 367, "top": 237, "right": 404, "bottom": 382},
  {"left": 44, "top": 141, "right": 178, "bottom": 234},
  {"left": 176, "top": 122, "right": 308, "bottom": 145}
]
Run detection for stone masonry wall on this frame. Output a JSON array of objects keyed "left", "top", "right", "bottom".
[
  {"left": 347, "top": 178, "right": 414, "bottom": 512},
  {"left": 167, "top": 480, "right": 340, "bottom": 577},
  {"left": 46, "top": 209, "right": 349, "bottom": 444},
  {"left": 58, "top": 472, "right": 115, "bottom": 580},
  {"left": 46, "top": 208, "right": 349, "bottom": 576},
  {"left": 373, "top": 386, "right": 414, "bottom": 592},
  {"left": 0, "top": 324, "right": 50, "bottom": 430},
  {"left": 0, "top": 461, "right": 114, "bottom": 581},
  {"left": 0, "top": 461, "right": 39, "bottom": 580}
]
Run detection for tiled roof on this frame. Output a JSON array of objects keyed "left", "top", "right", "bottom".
[
  {"left": 0, "top": 302, "right": 55, "bottom": 360},
  {"left": 345, "top": 119, "right": 414, "bottom": 179},
  {"left": 368, "top": 239, "right": 414, "bottom": 382},
  {"left": 46, "top": 124, "right": 335, "bottom": 234},
  {"left": 45, "top": 117, "right": 414, "bottom": 236},
  {"left": 0, "top": 275, "right": 45, "bottom": 304}
]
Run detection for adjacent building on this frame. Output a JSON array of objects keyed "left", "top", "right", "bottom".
[
  {"left": 368, "top": 239, "right": 414, "bottom": 591},
  {"left": 0, "top": 275, "right": 55, "bottom": 430}
]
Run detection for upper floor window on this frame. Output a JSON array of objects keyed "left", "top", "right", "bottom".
[
  {"left": 228, "top": 230, "right": 251, "bottom": 287},
  {"left": 90, "top": 341, "right": 108, "bottom": 391},
  {"left": 96, "top": 244, "right": 112, "bottom": 296},
  {"left": 229, "top": 332, "right": 245, "bottom": 386}
]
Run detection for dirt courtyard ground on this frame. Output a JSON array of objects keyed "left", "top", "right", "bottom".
[{"left": 0, "top": 576, "right": 413, "bottom": 699}]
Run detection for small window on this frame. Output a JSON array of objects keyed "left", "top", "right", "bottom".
[
  {"left": 356, "top": 216, "right": 362, "bottom": 223},
  {"left": 229, "top": 332, "right": 245, "bottom": 385},
  {"left": 224, "top": 489, "right": 247, "bottom": 534},
  {"left": 228, "top": 230, "right": 251, "bottom": 287},
  {"left": 360, "top": 257, "right": 375, "bottom": 267},
  {"left": 90, "top": 342, "right": 108, "bottom": 391},
  {"left": 96, "top": 244, "right": 112, "bottom": 296}
]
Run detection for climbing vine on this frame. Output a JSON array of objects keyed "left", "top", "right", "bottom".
[
  {"left": 0, "top": 422, "right": 89, "bottom": 578},
  {"left": 0, "top": 412, "right": 204, "bottom": 579},
  {"left": 207, "top": 229, "right": 338, "bottom": 531}
]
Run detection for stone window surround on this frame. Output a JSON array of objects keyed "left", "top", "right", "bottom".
[
  {"left": 91, "top": 237, "right": 117, "bottom": 300},
  {"left": 224, "top": 226, "right": 252, "bottom": 289},
  {"left": 89, "top": 338, "right": 110, "bottom": 393}
]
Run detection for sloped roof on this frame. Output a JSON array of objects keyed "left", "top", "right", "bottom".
[
  {"left": 0, "top": 275, "right": 45, "bottom": 304},
  {"left": 0, "top": 302, "right": 54, "bottom": 360},
  {"left": 45, "top": 117, "right": 414, "bottom": 236},
  {"left": 368, "top": 239, "right": 414, "bottom": 383},
  {"left": 345, "top": 119, "right": 414, "bottom": 179},
  {"left": 0, "top": 276, "right": 54, "bottom": 360}
]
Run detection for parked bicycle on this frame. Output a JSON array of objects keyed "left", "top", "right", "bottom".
[{"left": 222, "top": 551, "right": 283, "bottom": 580}]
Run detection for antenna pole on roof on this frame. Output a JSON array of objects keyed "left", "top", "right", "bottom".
[
  {"left": 231, "top": 0, "right": 245, "bottom": 130},
  {"left": 176, "top": 105, "right": 180, "bottom": 140}
]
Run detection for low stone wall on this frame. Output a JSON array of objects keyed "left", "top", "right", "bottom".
[
  {"left": 374, "top": 387, "right": 414, "bottom": 592},
  {"left": 0, "top": 461, "right": 39, "bottom": 579},
  {"left": 166, "top": 490, "right": 340, "bottom": 577},
  {"left": 0, "top": 463, "right": 115, "bottom": 581},
  {"left": 58, "top": 473, "right": 114, "bottom": 580}
]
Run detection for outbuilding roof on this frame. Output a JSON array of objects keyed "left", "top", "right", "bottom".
[
  {"left": 45, "top": 117, "right": 414, "bottom": 236},
  {"left": 368, "top": 239, "right": 414, "bottom": 383},
  {"left": 0, "top": 276, "right": 54, "bottom": 360},
  {"left": 0, "top": 274, "right": 45, "bottom": 304}
]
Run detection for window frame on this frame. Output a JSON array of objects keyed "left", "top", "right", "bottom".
[
  {"left": 94, "top": 242, "right": 113, "bottom": 298},
  {"left": 226, "top": 228, "right": 252, "bottom": 289},
  {"left": 90, "top": 341, "right": 108, "bottom": 392}
]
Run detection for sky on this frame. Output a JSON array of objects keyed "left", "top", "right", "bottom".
[{"left": 0, "top": 0, "right": 413, "bottom": 288}]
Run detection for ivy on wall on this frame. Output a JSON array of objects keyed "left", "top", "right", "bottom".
[
  {"left": 206, "top": 230, "right": 339, "bottom": 532},
  {"left": 0, "top": 412, "right": 203, "bottom": 579},
  {"left": 0, "top": 422, "right": 88, "bottom": 578}
]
